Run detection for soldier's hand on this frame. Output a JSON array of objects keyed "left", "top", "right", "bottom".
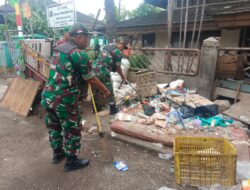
[{"left": 103, "top": 90, "right": 111, "bottom": 98}]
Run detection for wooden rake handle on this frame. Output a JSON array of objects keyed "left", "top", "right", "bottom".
[{"left": 88, "top": 84, "right": 104, "bottom": 137}]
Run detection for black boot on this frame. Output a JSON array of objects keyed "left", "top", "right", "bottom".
[
  {"left": 64, "top": 156, "right": 90, "bottom": 172},
  {"left": 52, "top": 148, "right": 65, "bottom": 164},
  {"left": 109, "top": 104, "right": 118, "bottom": 115}
]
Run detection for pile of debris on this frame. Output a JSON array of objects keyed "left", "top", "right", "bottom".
[
  {"left": 111, "top": 76, "right": 250, "bottom": 158},
  {"left": 110, "top": 73, "right": 250, "bottom": 188}
]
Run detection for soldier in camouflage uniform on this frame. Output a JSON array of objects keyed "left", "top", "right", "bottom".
[
  {"left": 41, "top": 23, "right": 111, "bottom": 172},
  {"left": 92, "top": 38, "right": 126, "bottom": 114}
]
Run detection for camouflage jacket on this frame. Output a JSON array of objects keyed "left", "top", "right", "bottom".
[
  {"left": 41, "top": 41, "right": 94, "bottom": 110},
  {"left": 92, "top": 44, "right": 123, "bottom": 77}
]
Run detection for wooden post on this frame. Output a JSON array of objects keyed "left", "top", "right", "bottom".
[
  {"left": 199, "top": 38, "right": 220, "bottom": 98},
  {"left": 166, "top": 0, "right": 173, "bottom": 71},
  {"left": 183, "top": 0, "right": 189, "bottom": 48},
  {"left": 167, "top": 0, "right": 173, "bottom": 48},
  {"left": 29, "top": 19, "right": 34, "bottom": 39}
]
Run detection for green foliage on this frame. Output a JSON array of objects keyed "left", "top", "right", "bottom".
[
  {"left": 129, "top": 54, "right": 151, "bottom": 69},
  {"left": 113, "top": 2, "right": 163, "bottom": 21},
  {"left": 22, "top": 10, "right": 54, "bottom": 37},
  {"left": 128, "top": 3, "right": 163, "bottom": 19},
  {"left": 0, "top": 15, "right": 16, "bottom": 41},
  {"left": 115, "top": 6, "right": 130, "bottom": 21},
  {"left": 1, "top": 4, "right": 54, "bottom": 40}
]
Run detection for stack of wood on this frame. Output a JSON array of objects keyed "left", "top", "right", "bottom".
[{"left": 216, "top": 54, "right": 245, "bottom": 80}]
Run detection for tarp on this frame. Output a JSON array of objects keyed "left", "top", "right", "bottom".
[{"left": 0, "top": 42, "right": 13, "bottom": 68}]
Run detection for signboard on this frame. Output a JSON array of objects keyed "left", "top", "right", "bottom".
[
  {"left": 47, "top": 1, "right": 75, "bottom": 28},
  {"left": 23, "top": 3, "right": 32, "bottom": 18}
]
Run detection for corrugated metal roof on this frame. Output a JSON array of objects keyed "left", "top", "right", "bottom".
[{"left": 116, "top": 8, "right": 214, "bottom": 28}]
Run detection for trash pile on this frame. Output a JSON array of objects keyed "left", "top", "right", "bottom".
[
  {"left": 110, "top": 75, "right": 250, "bottom": 188},
  {"left": 111, "top": 58, "right": 136, "bottom": 105},
  {"left": 111, "top": 76, "right": 250, "bottom": 146}
]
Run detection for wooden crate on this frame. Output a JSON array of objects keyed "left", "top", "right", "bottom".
[
  {"left": 135, "top": 71, "right": 158, "bottom": 98},
  {"left": 216, "top": 55, "right": 244, "bottom": 79}
]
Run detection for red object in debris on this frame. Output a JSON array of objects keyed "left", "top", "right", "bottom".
[
  {"left": 141, "top": 100, "right": 149, "bottom": 104},
  {"left": 160, "top": 104, "right": 170, "bottom": 113},
  {"left": 230, "top": 127, "right": 248, "bottom": 141}
]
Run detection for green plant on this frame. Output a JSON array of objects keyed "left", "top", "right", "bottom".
[{"left": 129, "top": 54, "right": 151, "bottom": 69}]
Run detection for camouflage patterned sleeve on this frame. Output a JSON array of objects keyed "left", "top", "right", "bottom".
[
  {"left": 70, "top": 50, "right": 95, "bottom": 80},
  {"left": 113, "top": 48, "right": 123, "bottom": 66}
]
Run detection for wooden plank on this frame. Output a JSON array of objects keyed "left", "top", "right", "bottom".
[
  {"left": 110, "top": 120, "right": 174, "bottom": 147},
  {"left": 224, "top": 100, "right": 250, "bottom": 125},
  {"left": 214, "top": 87, "right": 250, "bottom": 100},
  {"left": 110, "top": 120, "right": 223, "bottom": 149},
  {"left": 110, "top": 132, "right": 170, "bottom": 154},
  {"left": 217, "top": 55, "right": 238, "bottom": 64},
  {"left": 0, "top": 77, "right": 40, "bottom": 117}
]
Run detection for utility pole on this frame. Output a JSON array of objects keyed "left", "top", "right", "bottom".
[
  {"left": 183, "top": 0, "right": 189, "bottom": 48},
  {"left": 167, "top": 0, "right": 173, "bottom": 47},
  {"left": 118, "top": 0, "right": 121, "bottom": 17},
  {"left": 14, "top": 0, "right": 23, "bottom": 38}
]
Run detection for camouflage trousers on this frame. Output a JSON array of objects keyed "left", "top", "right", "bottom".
[
  {"left": 45, "top": 107, "right": 82, "bottom": 157},
  {"left": 94, "top": 74, "right": 115, "bottom": 107}
]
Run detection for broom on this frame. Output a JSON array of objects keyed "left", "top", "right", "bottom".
[{"left": 88, "top": 84, "right": 114, "bottom": 163}]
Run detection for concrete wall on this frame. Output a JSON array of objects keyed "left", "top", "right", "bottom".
[
  {"left": 130, "top": 32, "right": 168, "bottom": 48},
  {"left": 155, "top": 32, "right": 168, "bottom": 48},
  {"left": 128, "top": 37, "right": 220, "bottom": 99},
  {"left": 220, "top": 29, "right": 241, "bottom": 47},
  {"left": 158, "top": 37, "right": 220, "bottom": 99},
  {"left": 24, "top": 39, "right": 52, "bottom": 58}
]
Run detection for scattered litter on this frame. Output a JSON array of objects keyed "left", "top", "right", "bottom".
[
  {"left": 169, "top": 79, "right": 184, "bottom": 90},
  {"left": 237, "top": 161, "right": 250, "bottom": 181},
  {"left": 197, "top": 115, "right": 234, "bottom": 127},
  {"left": 138, "top": 112, "right": 149, "bottom": 119},
  {"left": 115, "top": 112, "right": 135, "bottom": 122},
  {"left": 213, "top": 100, "right": 231, "bottom": 112},
  {"left": 152, "top": 112, "right": 166, "bottom": 120},
  {"left": 91, "top": 150, "right": 102, "bottom": 158},
  {"left": 158, "top": 187, "right": 176, "bottom": 190},
  {"left": 88, "top": 126, "right": 97, "bottom": 132},
  {"left": 157, "top": 83, "right": 169, "bottom": 94},
  {"left": 137, "top": 118, "right": 155, "bottom": 125},
  {"left": 155, "top": 120, "right": 167, "bottom": 128},
  {"left": 110, "top": 77, "right": 249, "bottom": 157},
  {"left": 4, "top": 158, "right": 7, "bottom": 161},
  {"left": 152, "top": 143, "right": 163, "bottom": 148},
  {"left": 98, "top": 110, "right": 110, "bottom": 117},
  {"left": 166, "top": 110, "right": 182, "bottom": 126},
  {"left": 81, "top": 120, "right": 86, "bottom": 126},
  {"left": 143, "top": 104, "right": 155, "bottom": 116},
  {"left": 111, "top": 131, "right": 118, "bottom": 137},
  {"left": 187, "top": 88, "right": 197, "bottom": 95},
  {"left": 158, "top": 153, "right": 173, "bottom": 160},
  {"left": 113, "top": 161, "right": 128, "bottom": 172},
  {"left": 13, "top": 118, "right": 18, "bottom": 121},
  {"left": 239, "top": 115, "right": 250, "bottom": 123},
  {"left": 242, "top": 179, "right": 250, "bottom": 190}
]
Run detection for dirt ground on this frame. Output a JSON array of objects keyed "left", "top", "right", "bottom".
[{"left": 0, "top": 80, "right": 198, "bottom": 190}]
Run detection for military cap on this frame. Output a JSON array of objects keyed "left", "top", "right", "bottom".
[{"left": 69, "top": 23, "right": 90, "bottom": 36}]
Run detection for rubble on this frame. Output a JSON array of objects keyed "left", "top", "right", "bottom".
[
  {"left": 111, "top": 77, "right": 249, "bottom": 188},
  {"left": 214, "top": 100, "right": 231, "bottom": 112}
]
